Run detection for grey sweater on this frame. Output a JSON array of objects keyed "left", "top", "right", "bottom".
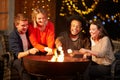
[{"left": 91, "top": 36, "right": 115, "bottom": 65}]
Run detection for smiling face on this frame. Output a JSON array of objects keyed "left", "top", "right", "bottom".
[
  {"left": 16, "top": 20, "right": 28, "bottom": 34},
  {"left": 14, "top": 14, "right": 28, "bottom": 34},
  {"left": 36, "top": 13, "right": 48, "bottom": 27},
  {"left": 89, "top": 24, "right": 100, "bottom": 40},
  {"left": 70, "top": 20, "right": 82, "bottom": 36}
]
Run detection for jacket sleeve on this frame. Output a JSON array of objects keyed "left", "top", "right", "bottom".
[{"left": 9, "top": 31, "right": 23, "bottom": 59}]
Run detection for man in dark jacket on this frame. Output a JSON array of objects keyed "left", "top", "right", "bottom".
[{"left": 9, "top": 13, "right": 38, "bottom": 80}]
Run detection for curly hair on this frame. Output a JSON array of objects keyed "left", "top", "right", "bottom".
[{"left": 66, "top": 15, "right": 86, "bottom": 34}]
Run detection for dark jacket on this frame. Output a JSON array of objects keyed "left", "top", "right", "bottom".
[{"left": 9, "top": 29, "right": 32, "bottom": 59}]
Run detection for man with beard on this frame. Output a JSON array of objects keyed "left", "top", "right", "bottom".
[{"left": 55, "top": 15, "right": 91, "bottom": 56}]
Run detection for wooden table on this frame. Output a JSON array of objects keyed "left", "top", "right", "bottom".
[{"left": 23, "top": 55, "right": 90, "bottom": 79}]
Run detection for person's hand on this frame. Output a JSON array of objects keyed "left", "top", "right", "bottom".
[
  {"left": 44, "top": 47, "right": 53, "bottom": 55},
  {"left": 79, "top": 48, "right": 88, "bottom": 54},
  {"left": 83, "top": 53, "right": 91, "bottom": 59},
  {"left": 55, "top": 38, "right": 62, "bottom": 48},
  {"left": 46, "top": 52, "right": 53, "bottom": 55},
  {"left": 29, "top": 48, "right": 39, "bottom": 54},
  {"left": 44, "top": 47, "right": 52, "bottom": 52},
  {"left": 46, "top": 47, "right": 54, "bottom": 55},
  {"left": 80, "top": 48, "right": 92, "bottom": 59}
]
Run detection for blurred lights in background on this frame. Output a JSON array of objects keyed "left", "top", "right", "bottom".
[
  {"left": 23, "top": 0, "right": 51, "bottom": 19},
  {"left": 59, "top": 0, "right": 120, "bottom": 24},
  {"left": 22, "top": 0, "right": 120, "bottom": 26}
]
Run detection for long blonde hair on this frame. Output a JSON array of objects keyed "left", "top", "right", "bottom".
[{"left": 31, "top": 7, "right": 48, "bottom": 28}]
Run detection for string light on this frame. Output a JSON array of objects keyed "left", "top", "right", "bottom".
[
  {"left": 113, "top": 0, "right": 118, "bottom": 3},
  {"left": 22, "top": 0, "right": 119, "bottom": 23},
  {"left": 23, "top": 0, "right": 28, "bottom": 14},
  {"left": 60, "top": 0, "right": 99, "bottom": 16},
  {"left": 96, "top": 13, "right": 120, "bottom": 23},
  {"left": 60, "top": 0, "right": 120, "bottom": 23},
  {"left": 23, "top": 0, "right": 52, "bottom": 20}
]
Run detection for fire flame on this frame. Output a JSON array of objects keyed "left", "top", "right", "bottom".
[{"left": 50, "top": 46, "right": 64, "bottom": 62}]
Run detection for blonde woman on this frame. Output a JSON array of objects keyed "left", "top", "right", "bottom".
[{"left": 28, "top": 8, "right": 55, "bottom": 55}]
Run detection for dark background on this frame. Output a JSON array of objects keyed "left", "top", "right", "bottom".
[{"left": 55, "top": 0, "right": 120, "bottom": 40}]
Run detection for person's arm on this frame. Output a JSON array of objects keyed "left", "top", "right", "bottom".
[
  {"left": 79, "top": 48, "right": 96, "bottom": 56},
  {"left": 9, "top": 31, "right": 39, "bottom": 59},
  {"left": 46, "top": 22, "right": 55, "bottom": 49},
  {"left": 9, "top": 31, "right": 24, "bottom": 59},
  {"left": 44, "top": 22, "right": 55, "bottom": 55},
  {"left": 28, "top": 25, "right": 45, "bottom": 52},
  {"left": 17, "top": 50, "right": 29, "bottom": 59},
  {"left": 79, "top": 37, "right": 112, "bottom": 57},
  {"left": 28, "top": 23, "right": 55, "bottom": 54},
  {"left": 18, "top": 48, "right": 39, "bottom": 59}
]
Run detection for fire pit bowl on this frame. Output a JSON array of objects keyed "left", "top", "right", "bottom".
[{"left": 23, "top": 55, "right": 90, "bottom": 77}]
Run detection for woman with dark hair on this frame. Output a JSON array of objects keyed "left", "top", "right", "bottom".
[
  {"left": 55, "top": 15, "right": 90, "bottom": 55},
  {"left": 80, "top": 20, "right": 115, "bottom": 80}
]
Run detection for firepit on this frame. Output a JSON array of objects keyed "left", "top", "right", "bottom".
[{"left": 23, "top": 54, "right": 90, "bottom": 78}]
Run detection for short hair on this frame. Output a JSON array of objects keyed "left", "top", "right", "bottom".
[
  {"left": 14, "top": 13, "right": 28, "bottom": 26},
  {"left": 67, "top": 15, "right": 86, "bottom": 28},
  {"left": 66, "top": 15, "right": 86, "bottom": 34}
]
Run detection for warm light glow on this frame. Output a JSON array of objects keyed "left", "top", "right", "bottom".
[
  {"left": 23, "top": 0, "right": 52, "bottom": 19},
  {"left": 67, "top": 49, "right": 72, "bottom": 53},
  {"left": 50, "top": 48, "right": 64, "bottom": 62},
  {"left": 57, "top": 55, "right": 64, "bottom": 62},
  {"left": 58, "top": 46, "right": 63, "bottom": 51},
  {"left": 60, "top": 0, "right": 99, "bottom": 15},
  {"left": 50, "top": 55, "right": 57, "bottom": 62},
  {"left": 60, "top": 0, "right": 120, "bottom": 23},
  {"left": 67, "top": 49, "right": 74, "bottom": 56}
]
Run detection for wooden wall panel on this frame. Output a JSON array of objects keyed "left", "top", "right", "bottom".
[{"left": 0, "top": 0, "right": 8, "bottom": 30}]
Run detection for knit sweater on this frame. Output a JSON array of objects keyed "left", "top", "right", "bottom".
[{"left": 91, "top": 36, "right": 115, "bottom": 65}]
